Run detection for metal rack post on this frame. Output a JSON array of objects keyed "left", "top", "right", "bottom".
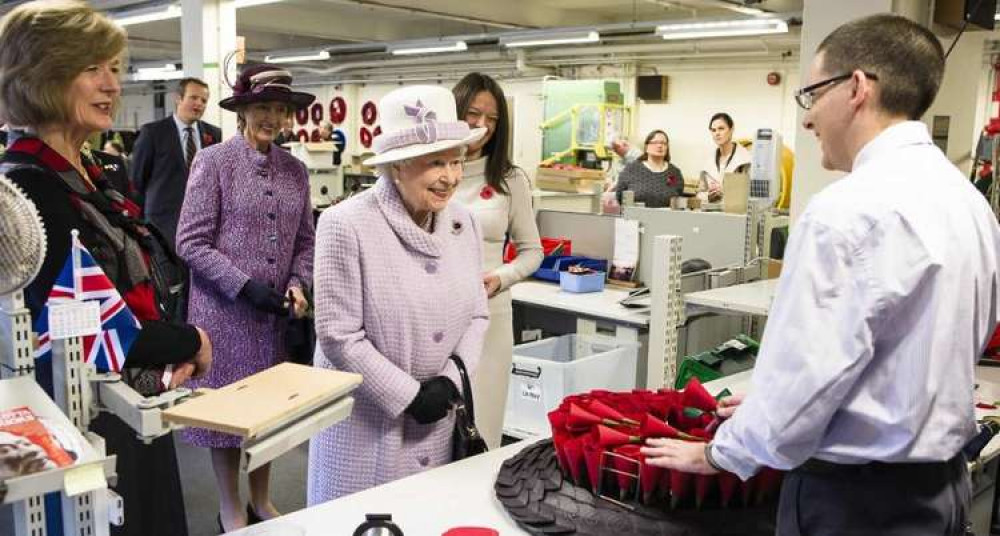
[
  {"left": 1, "top": 290, "right": 35, "bottom": 378},
  {"left": 648, "top": 235, "right": 683, "bottom": 388}
]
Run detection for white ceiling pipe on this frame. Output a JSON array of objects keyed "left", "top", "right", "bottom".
[
  {"left": 647, "top": 0, "right": 772, "bottom": 16},
  {"left": 528, "top": 35, "right": 800, "bottom": 58},
  {"left": 292, "top": 49, "right": 794, "bottom": 83},
  {"left": 316, "top": 0, "right": 529, "bottom": 30},
  {"left": 293, "top": 50, "right": 512, "bottom": 75}
]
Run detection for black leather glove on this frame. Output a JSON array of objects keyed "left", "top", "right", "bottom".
[
  {"left": 238, "top": 279, "right": 288, "bottom": 315},
  {"left": 405, "top": 376, "right": 458, "bottom": 424}
]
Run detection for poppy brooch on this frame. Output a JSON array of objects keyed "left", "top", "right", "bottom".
[{"left": 480, "top": 185, "right": 495, "bottom": 200}]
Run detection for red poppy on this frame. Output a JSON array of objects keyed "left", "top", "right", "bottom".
[
  {"left": 202, "top": 132, "right": 213, "bottom": 146},
  {"left": 479, "top": 185, "right": 494, "bottom": 200}
]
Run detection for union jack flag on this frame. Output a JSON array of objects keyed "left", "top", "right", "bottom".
[{"left": 34, "top": 233, "right": 141, "bottom": 372}]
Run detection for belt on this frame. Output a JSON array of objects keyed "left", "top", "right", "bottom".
[{"left": 795, "top": 453, "right": 964, "bottom": 478}]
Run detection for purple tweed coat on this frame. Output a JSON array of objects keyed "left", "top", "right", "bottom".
[
  {"left": 306, "top": 177, "right": 489, "bottom": 504},
  {"left": 175, "top": 134, "right": 315, "bottom": 449}
]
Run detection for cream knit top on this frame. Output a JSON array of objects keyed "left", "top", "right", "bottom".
[{"left": 454, "top": 156, "right": 543, "bottom": 313}]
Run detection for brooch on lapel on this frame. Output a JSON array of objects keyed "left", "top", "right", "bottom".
[
  {"left": 451, "top": 220, "right": 463, "bottom": 235},
  {"left": 479, "top": 185, "right": 494, "bottom": 200},
  {"left": 202, "top": 132, "right": 214, "bottom": 145}
]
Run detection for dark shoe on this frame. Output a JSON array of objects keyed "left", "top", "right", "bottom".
[
  {"left": 246, "top": 504, "right": 263, "bottom": 525},
  {"left": 217, "top": 514, "right": 225, "bottom": 534}
]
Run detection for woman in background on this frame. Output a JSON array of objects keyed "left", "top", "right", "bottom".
[
  {"left": 452, "top": 72, "right": 542, "bottom": 448},
  {"left": 176, "top": 64, "right": 315, "bottom": 533},
  {"left": 615, "top": 129, "right": 684, "bottom": 208},
  {"left": 701, "top": 112, "right": 751, "bottom": 202}
]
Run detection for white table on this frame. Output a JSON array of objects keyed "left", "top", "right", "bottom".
[
  {"left": 510, "top": 280, "right": 649, "bottom": 337},
  {"left": 684, "top": 279, "right": 778, "bottom": 316},
  {"left": 228, "top": 441, "right": 537, "bottom": 535},
  {"left": 227, "top": 369, "right": 1000, "bottom": 536}
]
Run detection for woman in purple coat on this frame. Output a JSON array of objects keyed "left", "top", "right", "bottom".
[
  {"left": 307, "top": 85, "right": 490, "bottom": 503},
  {"left": 175, "top": 65, "right": 316, "bottom": 532}
]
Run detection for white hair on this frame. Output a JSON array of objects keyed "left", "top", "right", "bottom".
[
  {"left": 374, "top": 145, "right": 467, "bottom": 180},
  {"left": 375, "top": 158, "right": 413, "bottom": 181}
]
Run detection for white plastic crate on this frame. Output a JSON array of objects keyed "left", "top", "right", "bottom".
[
  {"left": 503, "top": 334, "right": 639, "bottom": 438},
  {"left": 287, "top": 141, "right": 337, "bottom": 170}
]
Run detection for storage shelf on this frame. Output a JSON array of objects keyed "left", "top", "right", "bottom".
[
  {"left": 0, "top": 376, "right": 115, "bottom": 504},
  {"left": 684, "top": 279, "right": 778, "bottom": 316}
]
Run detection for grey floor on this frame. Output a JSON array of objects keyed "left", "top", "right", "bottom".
[
  {"left": 176, "top": 436, "right": 309, "bottom": 536},
  {"left": 0, "top": 434, "right": 309, "bottom": 536}
]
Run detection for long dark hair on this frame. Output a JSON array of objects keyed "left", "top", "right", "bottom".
[
  {"left": 453, "top": 72, "right": 514, "bottom": 195},
  {"left": 639, "top": 129, "right": 670, "bottom": 163}
]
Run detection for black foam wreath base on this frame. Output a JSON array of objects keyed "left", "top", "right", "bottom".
[{"left": 494, "top": 440, "right": 777, "bottom": 536}]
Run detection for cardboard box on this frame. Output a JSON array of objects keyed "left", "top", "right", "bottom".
[
  {"left": 722, "top": 172, "right": 749, "bottom": 214},
  {"left": 535, "top": 166, "right": 606, "bottom": 193}
]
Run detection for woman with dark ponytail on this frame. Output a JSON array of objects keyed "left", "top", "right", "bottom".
[{"left": 452, "top": 73, "right": 542, "bottom": 448}]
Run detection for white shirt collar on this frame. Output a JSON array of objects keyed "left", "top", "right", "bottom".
[
  {"left": 852, "top": 120, "right": 933, "bottom": 171},
  {"left": 172, "top": 113, "right": 198, "bottom": 132}
]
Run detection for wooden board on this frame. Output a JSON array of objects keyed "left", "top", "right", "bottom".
[
  {"left": 536, "top": 167, "right": 605, "bottom": 193},
  {"left": 161, "top": 363, "right": 362, "bottom": 439},
  {"left": 536, "top": 166, "right": 605, "bottom": 181}
]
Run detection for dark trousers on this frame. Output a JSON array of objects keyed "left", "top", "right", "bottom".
[{"left": 777, "top": 455, "right": 971, "bottom": 536}]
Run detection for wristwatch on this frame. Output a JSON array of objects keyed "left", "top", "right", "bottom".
[{"left": 704, "top": 442, "right": 726, "bottom": 472}]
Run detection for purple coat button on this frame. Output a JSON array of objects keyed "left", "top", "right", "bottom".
[
  {"left": 418, "top": 456, "right": 430, "bottom": 467},
  {"left": 424, "top": 261, "right": 437, "bottom": 274},
  {"left": 432, "top": 331, "right": 444, "bottom": 343}
]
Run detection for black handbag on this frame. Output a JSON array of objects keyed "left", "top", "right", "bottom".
[{"left": 449, "top": 354, "right": 488, "bottom": 460}]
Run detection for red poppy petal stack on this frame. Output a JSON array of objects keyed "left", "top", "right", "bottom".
[{"left": 546, "top": 377, "right": 782, "bottom": 509}]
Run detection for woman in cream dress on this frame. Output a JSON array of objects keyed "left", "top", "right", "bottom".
[{"left": 452, "top": 73, "right": 543, "bottom": 448}]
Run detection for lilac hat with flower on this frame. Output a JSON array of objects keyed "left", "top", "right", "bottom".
[
  {"left": 363, "top": 85, "right": 486, "bottom": 166},
  {"left": 219, "top": 63, "right": 315, "bottom": 112}
]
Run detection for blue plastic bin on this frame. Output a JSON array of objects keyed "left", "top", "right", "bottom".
[
  {"left": 559, "top": 270, "right": 606, "bottom": 293},
  {"left": 533, "top": 256, "right": 608, "bottom": 282}
]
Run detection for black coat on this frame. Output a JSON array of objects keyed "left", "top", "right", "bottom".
[
  {"left": 91, "top": 150, "right": 133, "bottom": 200},
  {"left": 3, "top": 145, "right": 195, "bottom": 536},
  {"left": 130, "top": 116, "right": 220, "bottom": 249}
]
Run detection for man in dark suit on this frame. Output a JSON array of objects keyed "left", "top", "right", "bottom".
[{"left": 131, "top": 77, "right": 221, "bottom": 250}]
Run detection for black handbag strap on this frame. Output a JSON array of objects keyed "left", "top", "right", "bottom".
[{"left": 449, "top": 354, "right": 476, "bottom": 424}]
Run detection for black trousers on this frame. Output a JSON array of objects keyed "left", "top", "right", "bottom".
[{"left": 777, "top": 455, "right": 971, "bottom": 536}]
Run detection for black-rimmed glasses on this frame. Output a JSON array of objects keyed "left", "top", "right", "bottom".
[{"left": 794, "top": 72, "right": 878, "bottom": 110}]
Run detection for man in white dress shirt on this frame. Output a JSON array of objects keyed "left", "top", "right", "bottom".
[{"left": 642, "top": 14, "right": 1000, "bottom": 536}]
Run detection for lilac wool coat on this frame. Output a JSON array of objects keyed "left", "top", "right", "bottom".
[
  {"left": 175, "top": 134, "right": 315, "bottom": 449},
  {"left": 306, "top": 177, "right": 489, "bottom": 504}
]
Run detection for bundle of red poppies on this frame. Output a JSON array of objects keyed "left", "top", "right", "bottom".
[{"left": 547, "top": 378, "right": 782, "bottom": 509}]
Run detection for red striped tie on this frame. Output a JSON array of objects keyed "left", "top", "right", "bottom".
[{"left": 184, "top": 126, "right": 197, "bottom": 170}]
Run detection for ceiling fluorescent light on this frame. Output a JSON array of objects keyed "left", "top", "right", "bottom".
[
  {"left": 132, "top": 64, "right": 183, "bottom": 81},
  {"left": 113, "top": 4, "right": 182, "bottom": 26},
  {"left": 390, "top": 41, "right": 468, "bottom": 56},
  {"left": 502, "top": 30, "right": 600, "bottom": 48},
  {"left": 265, "top": 50, "right": 331, "bottom": 63},
  {"left": 656, "top": 18, "right": 788, "bottom": 40},
  {"left": 234, "top": 0, "right": 285, "bottom": 7},
  {"left": 137, "top": 63, "right": 178, "bottom": 75}
]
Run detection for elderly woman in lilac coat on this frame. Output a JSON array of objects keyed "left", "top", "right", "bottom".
[
  {"left": 307, "top": 85, "right": 490, "bottom": 503},
  {"left": 175, "top": 65, "right": 316, "bottom": 532}
]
